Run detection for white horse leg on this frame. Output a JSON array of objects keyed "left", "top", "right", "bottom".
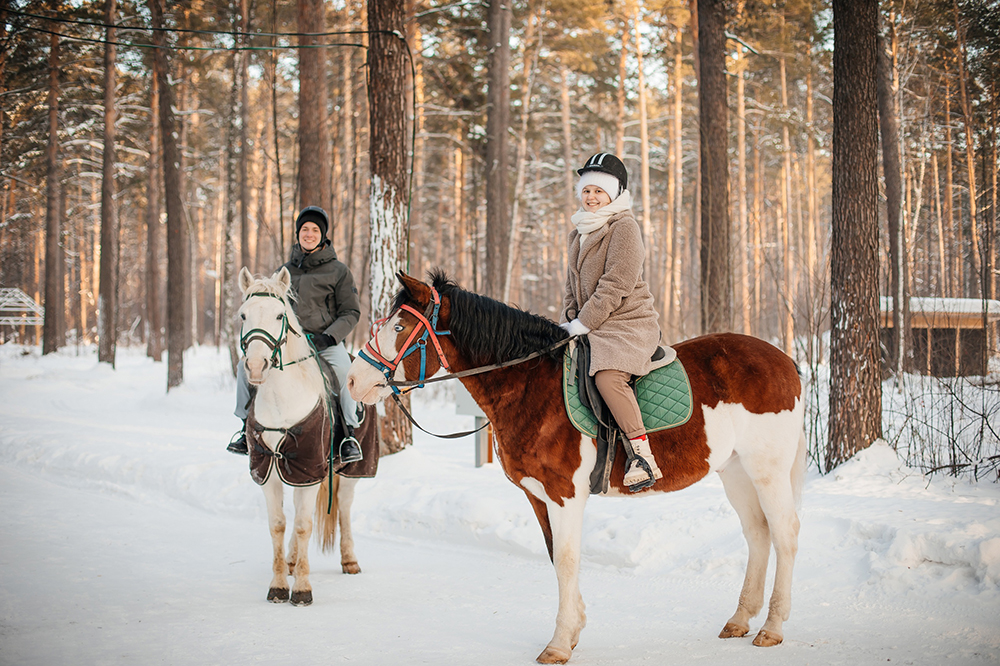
[
  {"left": 525, "top": 438, "right": 594, "bottom": 664},
  {"left": 337, "top": 476, "right": 361, "bottom": 574},
  {"left": 738, "top": 414, "right": 803, "bottom": 647},
  {"left": 718, "top": 455, "right": 770, "bottom": 638},
  {"left": 262, "top": 475, "right": 289, "bottom": 602},
  {"left": 288, "top": 484, "right": 322, "bottom": 606},
  {"left": 749, "top": 478, "right": 799, "bottom": 646}
]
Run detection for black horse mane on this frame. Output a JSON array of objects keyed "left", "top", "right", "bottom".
[{"left": 392, "top": 270, "right": 569, "bottom": 366}]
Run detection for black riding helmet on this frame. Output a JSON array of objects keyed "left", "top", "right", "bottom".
[{"left": 577, "top": 153, "right": 628, "bottom": 194}]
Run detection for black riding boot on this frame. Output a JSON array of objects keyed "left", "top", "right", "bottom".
[
  {"left": 339, "top": 427, "right": 363, "bottom": 464},
  {"left": 227, "top": 419, "right": 249, "bottom": 455}
]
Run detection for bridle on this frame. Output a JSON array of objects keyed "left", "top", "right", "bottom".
[
  {"left": 356, "top": 286, "right": 574, "bottom": 440},
  {"left": 239, "top": 291, "right": 309, "bottom": 371},
  {"left": 357, "top": 286, "right": 452, "bottom": 395}
]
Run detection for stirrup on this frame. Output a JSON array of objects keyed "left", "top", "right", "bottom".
[
  {"left": 339, "top": 435, "right": 363, "bottom": 464},
  {"left": 624, "top": 457, "right": 656, "bottom": 492},
  {"left": 227, "top": 431, "right": 248, "bottom": 456}
]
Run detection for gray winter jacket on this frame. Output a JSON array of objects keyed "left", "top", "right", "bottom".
[{"left": 284, "top": 240, "right": 361, "bottom": 345}]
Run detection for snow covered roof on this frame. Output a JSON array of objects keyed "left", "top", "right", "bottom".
[
  {"left": 0, "top": 288, "right": 43, "bottom": 326},
  {"left": 880, "top": 297, "right": 1000, "bottom": 328}
]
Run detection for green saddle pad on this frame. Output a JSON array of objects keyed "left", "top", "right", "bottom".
[{"left": 563, "top": 345, "right": 693, "bottom": 438}]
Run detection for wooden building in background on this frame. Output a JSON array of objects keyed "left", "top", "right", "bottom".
[{"left": 880, "top": 297, "right": 1000, "bottom": 377}]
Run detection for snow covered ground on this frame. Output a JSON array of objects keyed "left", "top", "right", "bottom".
[{"left": 1, "top": 344, "right": 998, "bottom": 665}]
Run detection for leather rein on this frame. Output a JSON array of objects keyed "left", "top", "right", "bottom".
[{"left": 357, "top": 287, "right": 573, "bottom": 439}]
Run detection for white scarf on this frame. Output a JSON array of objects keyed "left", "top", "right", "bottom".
[{"left": 571, "top": 190, "right": 632, "bottom": 244}]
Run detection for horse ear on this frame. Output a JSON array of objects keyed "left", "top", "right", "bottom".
[
  {"left": 275, "top": 266, "right": 291, "bottom": 293},
  {"left": 398, "top": 272, "right": 431, "bottom": 303},
  {"left": 239, "top": 267, "right": 254, "bottom": 294}
]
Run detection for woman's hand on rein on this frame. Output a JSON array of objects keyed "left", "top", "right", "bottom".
[{"left": 560, "top": 319, "right": 590, "bottom": 337}]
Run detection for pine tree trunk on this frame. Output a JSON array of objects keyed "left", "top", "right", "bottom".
[
  {"left": 297, "top": 0, "right": 332, "bottom": 213},
  {"left": 150, "top": 0, "right": 185, "bottom": 389},
  {"left": 953, "top": 0, "right": 982, "bottom": 293},
  {"left": 944, "top": 73, "right": 960, "bottom": 296},
  {"left": 484, "top": 0, "right": 511, "bottom": 300},
  {"left": 635, "top": 7, "right": 653, "bottom": 286},
  {"left": 932, "top": 152, "right": 947, "bottom": 298},
  {"left": 828, "top": 0, "right": 882, "bottom": 470},
  {"left": 98, "top": 0, "right": 118, "bottom": 365},
  {"left": 367, "top": 0, "right": 411, "bottom": 453},
  {"left": 43, "top": 29, "right": 62, "bottom": 355},
  {"left": 778, "top": 58, "right": 795, "bottom": 356},
  {"left": 146, "top": 56, "right": 163, "bottom": 361},
  {"left": 504, "top": 8, "right": 541, "bottom": 303},
  {"left": 671, "top": 43, "right": 684, "bottom": 333},
  {"left": 805, "top": 65, "right": 819, "bottom": 359},
  {"left": 877, "top": 30, "right": 909, "bottom": 375},
  {"left": 697, "top": 0, "right": 731, "bottom": 334},
  {"left": 406, "top": 0, "right": 426, "bottom": 279},
  {"left": 560, "top": 67, "right": 574, "bottom": 227},
  {"left": 239, "top": 0, "right": 252, "bottom": 271},
  {"left": 614, "top": 22, "right": 629, "bottom": 158},
  {"left": 735, "top": 48, "right": 749, "bottom": 335}
]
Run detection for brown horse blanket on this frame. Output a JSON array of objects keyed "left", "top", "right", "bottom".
[
  {"left": 332, "top": 403, "right": 380, "bottom": 479},
  {"left": 248, "top": 400, "right": 330, "bottom": 487},
  {"left": 247, "top": 399, "right": 380, "bottom": 486}
]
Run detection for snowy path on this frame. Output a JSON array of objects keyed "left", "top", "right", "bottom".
[{"left": 1, "top": 346, "right": 998, "bottom": 665}]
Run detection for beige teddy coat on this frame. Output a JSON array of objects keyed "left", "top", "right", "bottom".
[{"left": 561, "top": 209, "right": 661, "bottom": 377}]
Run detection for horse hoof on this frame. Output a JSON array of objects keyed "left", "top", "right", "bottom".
[
  {"left": 290, "top": 590, "right": 313, "bottom": 606},
  {"left": 536, "top": 646, "right": 571, "bottom": 664},
  {"left": 342, "top": 561, "right": 361, "bottom": 575},
  {"left": 719, "top": 622, "right": 749, "bottom": 638},
  {"left": 752, "top": 629, "right": 782, "bottom": 647},
  {"left": 267, "top": 587, "right": 289, "bottom": 603}
]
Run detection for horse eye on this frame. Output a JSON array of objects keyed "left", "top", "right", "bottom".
[
  {"left": 276, "top": 314, "right": 283, "bottom": 320},
  {"left": 393, "top": 324, "right": 404, "bottom": 332},
  {"left": 240, "top": 313, "right": 245, "bottom": 320}
]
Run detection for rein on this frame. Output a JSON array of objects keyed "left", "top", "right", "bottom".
[{"left": 357, "top": 288, "right": 573, "bottom": 439}]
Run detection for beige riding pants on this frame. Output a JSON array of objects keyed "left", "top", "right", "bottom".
[{"left": 594, "top": 369, "right": 645, "bottom": 439}]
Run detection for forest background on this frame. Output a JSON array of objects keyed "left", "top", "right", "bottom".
[{"left": 0, "top": 0, "right": 997, "bottom": 475}]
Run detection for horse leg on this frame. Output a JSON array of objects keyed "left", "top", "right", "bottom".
[
  {"left": 288, "top": 484, "right": 322, "bottom": 606},
  {"left": 521, "top": 439, "right": 593, "bottom": 664},
  {"left": 337, "top": 477, "right": 361, "bottom": 574},
  {"left": 717, "top": 455, "right": 771, "bottom": 639},
  {"left": 262, "top": 476, "right": 289, "bottom": 603},
  {"left": 739, "top": 425, "right": 803, "bottom": 647}
]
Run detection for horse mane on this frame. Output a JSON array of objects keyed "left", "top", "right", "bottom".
[{"left": 394, "top": 270, "right": 568, "bottom": 366}]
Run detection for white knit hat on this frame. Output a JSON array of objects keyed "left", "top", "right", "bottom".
[{"left": 576, "top": 170, "right": 622, "bottom": 202}]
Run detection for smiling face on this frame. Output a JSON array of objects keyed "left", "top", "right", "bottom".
[
  {"left": 580, "top": 184, "right": 612, "bottom": 212},
  {"left": 298, "top": 221, "right": 323, "bottom": 252}
]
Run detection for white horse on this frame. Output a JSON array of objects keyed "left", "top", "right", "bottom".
[{"left": 238, "top": 266, "right": 361, "bottom": 606}]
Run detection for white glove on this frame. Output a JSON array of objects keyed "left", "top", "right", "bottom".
[{"left": 560, "top": 318, "right": 591, "bottom": 337}]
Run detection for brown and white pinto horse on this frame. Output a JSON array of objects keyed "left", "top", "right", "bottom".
[{"left": 347, "top": 272, "right": 806, "bottom": 664}]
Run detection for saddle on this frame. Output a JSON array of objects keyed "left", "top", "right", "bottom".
[{"left": 563, "top": 338, "right": 692, "bottom": 494}]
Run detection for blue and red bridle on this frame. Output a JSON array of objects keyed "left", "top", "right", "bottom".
[{"left": 357, "top": 287, "right": 452, "bottom": 394}]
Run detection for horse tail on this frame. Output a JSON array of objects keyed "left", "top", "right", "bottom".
[
  {"left": 314, "top": 474, "right": 341, "bottom": 553},
  {"left": 791, "top": 421, "right": 807, "bottom": 511}
]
